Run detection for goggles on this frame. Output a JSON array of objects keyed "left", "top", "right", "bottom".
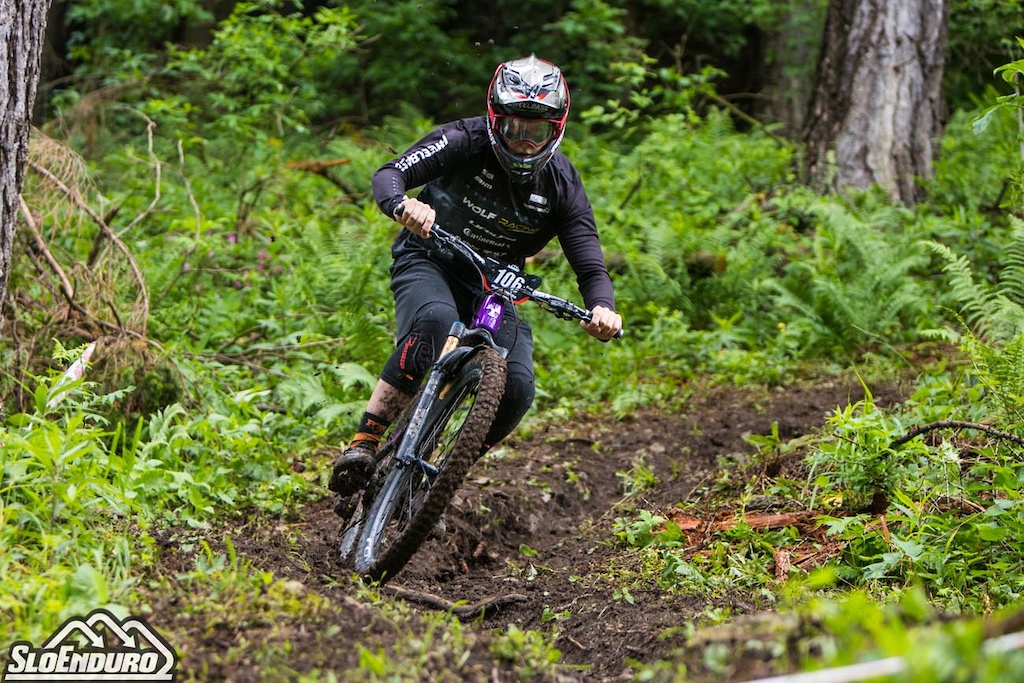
[{"left": 495, "top": 116, "right": 558, "bottom": 148}]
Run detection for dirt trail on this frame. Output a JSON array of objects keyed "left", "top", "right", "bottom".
[{"left": 159, "top": 377, "right": 903, "bottom": 682}]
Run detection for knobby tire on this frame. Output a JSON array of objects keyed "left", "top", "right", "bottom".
[
  {"left": 336, "top": 401, "right": 416, "bottom": 563},
  {"left": 354, "top": 347, "right": 506, "bottom": 583}
]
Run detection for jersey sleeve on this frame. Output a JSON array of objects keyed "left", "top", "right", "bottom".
[
  {"left": 555, "top": 165, "right": 616, "bottom": 312},
  {"left": 372, "top": 121, "right": 472, "bottom": 218}
]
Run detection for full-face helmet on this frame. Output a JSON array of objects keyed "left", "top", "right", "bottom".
[{"left": 486, "top": 55, "right": 570, "bottom": 183}]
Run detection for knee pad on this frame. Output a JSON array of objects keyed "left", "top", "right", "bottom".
[{"left": 382, "top": 302, "right": 457, "bottom": 393}]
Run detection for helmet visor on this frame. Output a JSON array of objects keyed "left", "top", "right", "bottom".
[{"left": 496, "top": 116, "right": 558, "bottom": 151}]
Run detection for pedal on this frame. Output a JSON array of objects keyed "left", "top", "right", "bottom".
[{"left": 333, "top": 493, "right": 358, "bottom": 521}]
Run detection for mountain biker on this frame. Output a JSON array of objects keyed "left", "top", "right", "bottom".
[{"left": 329, "top": 54, "right": 623, "bottom": 498}]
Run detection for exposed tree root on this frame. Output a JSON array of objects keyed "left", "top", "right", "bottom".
[{"left": 383, "top": 585, "right": 528, "bottom": 618}]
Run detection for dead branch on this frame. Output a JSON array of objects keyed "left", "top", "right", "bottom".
[
  {"left": 618, "top": 175, "right": 642, "bottom": 211},
  {"left": 670, "top": 510, "right": 818, "bottom": 534},
  {"left": 561, "top": 633, "right": 589, "bottom": 651},
  {"left": 285, "top": 157, "right": 360, "bottom": 196},
  {"left": 888, "top": 420, "right": 1024, "bottom": 449},
  {"left": 19, "top": 196, "right": 145, "bottom": 341},
  {"left": 195, "top": 354, "right": 291, "bottom": 378},
  {"left": 115, "top": 111, "right": 162, "bottom": 239},
  {"left": 178, "top": 139, "right": 202, "bottom": 237},
  {"left": 210, "top": 338, "right": 342, "bottom": 358},
  {"left": 19, "top": 196, "right": 78, "bottom": 309},
  {"left": 153, "top": 139, "right": 202, "bottom": 310},
  {"left": 704, "top": 91, "right": 788, "bottom": 148},
  {"left": 284, "top": 158, "right": 351, "bottom": 173},
  {"left": 382, "top": 585, "right": 528, "bottom": 618},
  {"left": 27, "top": 158, "right": 150, "bottom": 334}
]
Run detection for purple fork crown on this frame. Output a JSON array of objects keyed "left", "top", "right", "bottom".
[{"left": 472, "top": 294, "right": 505, "bottom": 335}]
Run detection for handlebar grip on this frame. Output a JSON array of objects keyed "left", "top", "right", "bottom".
[
  {"left": 593, "top": 320, "right": 625, "bottom": 340},
  {"left": 580, "top": 310, "right": 624, "bottom": 340},
  {"left": 395, "top": 202, "right": 453, "bottom": 243}
]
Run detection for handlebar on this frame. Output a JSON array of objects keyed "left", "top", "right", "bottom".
[
  {"left": 394, "top": 206, "right": 622, "bottom": 339},
  {"left": 429, "top": 226, "right": 594, "bottom": 320}
]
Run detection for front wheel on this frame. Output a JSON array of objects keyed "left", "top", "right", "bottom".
[{"left": 354, "top": 347, "right": 506, "bottom": 583}]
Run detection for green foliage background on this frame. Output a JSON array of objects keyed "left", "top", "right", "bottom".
[{"left": 4, "top": 0, "right": 1024, "bottom": 678}]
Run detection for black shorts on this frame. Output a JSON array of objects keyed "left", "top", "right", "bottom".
[{"left": 381, "top": 252, "right": 536, "bottom": 445}]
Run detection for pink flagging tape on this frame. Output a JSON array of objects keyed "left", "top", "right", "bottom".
[{"left": 46, "top": 342, "right": 98, "bottom": 409}]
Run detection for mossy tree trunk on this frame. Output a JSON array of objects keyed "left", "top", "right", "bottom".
[
  {"left": 802, "top": 0, "right": 950, "bottom": 205},
  {"left": 1, "top": 0, "right": 51, "bottom": 322}
]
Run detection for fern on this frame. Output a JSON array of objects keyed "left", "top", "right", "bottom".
[
  {"left": 996, "top": 216, "right": 1024, "bottom": 306},
  {"left": 324, "top": 361, "right": 378, "bottom": 391},
  {"left": 763, "top": 200, "right": 931, "bottom": 358},
  {"left": 927, "top": 229, "right": 1024, "bottom": 343},
  {"left": 929, "top": 220, "right": 1024, "bottom": 423},
  {"left": 961, "top": 331, "right": 1024, "bottom": 423},
  {"left": 620, "top": 252, "right": 689, "bottom": 314},
  {"left": 275, "top": 361, "right": 375, "bottom": 431},
  {"left": 305, "top": 215, "right": 395, "bottom": 307},
  {"left": 296, "top": 212, "right": 397, "bottom": 365}
]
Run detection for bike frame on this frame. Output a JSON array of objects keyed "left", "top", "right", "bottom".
[{"left": 385, "top": 223, "right": 591, "bottom": 482}]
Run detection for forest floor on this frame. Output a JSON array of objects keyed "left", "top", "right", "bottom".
[{"left": 148, "top": 375, "right": 906, "bottom": 682}]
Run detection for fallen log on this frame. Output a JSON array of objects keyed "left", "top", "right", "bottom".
[{"left": 669, "top": 510, "right": 818, "bottom": 533}]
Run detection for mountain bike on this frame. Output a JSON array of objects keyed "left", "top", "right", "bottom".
[{"left": 335, "top": 223, "right": 621, "bottom": 584}]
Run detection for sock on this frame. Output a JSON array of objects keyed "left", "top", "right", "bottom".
[{"left": 350, "top": 411, "right": 390, "bottom": 450}]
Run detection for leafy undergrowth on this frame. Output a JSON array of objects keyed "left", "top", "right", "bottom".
[
  {"left": 7, "top": 362, "right": 1022, "bottom": 681},
  {"left": 5, "top": 33, "right": 1024, "bottom": 679}
]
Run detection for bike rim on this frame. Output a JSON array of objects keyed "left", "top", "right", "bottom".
[{"left": 358, "top": 367, "right": 481, "bottom": 571}]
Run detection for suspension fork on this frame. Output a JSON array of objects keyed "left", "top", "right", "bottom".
[{"left": 392, "top": 321, "right": 468, "bottom": 478}]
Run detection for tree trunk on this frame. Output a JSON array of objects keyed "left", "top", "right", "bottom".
[
  {"left": 802, "top": 0, "right": 949, "bottom": 205},
  {"left": 1, "top": 0, "right": 51, "bottom": 323}
]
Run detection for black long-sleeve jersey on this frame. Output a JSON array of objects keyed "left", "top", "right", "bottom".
[{"left": 372, "top": 116, "right": 615, "bottom": 312}]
